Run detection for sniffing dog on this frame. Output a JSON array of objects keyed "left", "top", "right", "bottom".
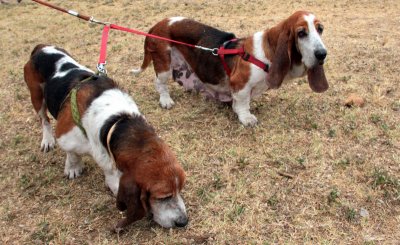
[
  {"left": 23, "top": 44, "right": 188, "bottom": 229},
  {"left": 132, "top": 11, "right": 329, "bottom": 126}
]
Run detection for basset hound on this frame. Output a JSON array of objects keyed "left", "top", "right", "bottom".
[
  {"left": 23, "top": 44, "right": 188, "bottom": 229},
  {"left": 132, "top": 11, "right": 329, "bottom": 126}
]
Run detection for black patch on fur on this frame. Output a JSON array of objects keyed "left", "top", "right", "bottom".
[
  {"left": 45, "top": 73, "right": 117, "bottom": 119},
  {"left": 44, "top": 70, "right": 92, "bottom": 118},
  {"left": 60, "top": 62, "right": 79, "bottom": 72},
  {"left": 169, "top": 20, "right": 237, "bottom": 85},
  {"left": 100, "top": 113, "right": 132, "bottom": 150},
  {"left": 31, "top": 46, "right": 74, "bottom": 81},
  {"left": 32, "top": 46, "right": 118, "bottom": 119},
  {"left": 101, "top": 114, "right": 157, "bottom": 159},
  {"left": 32, "top": 52, "right": 64, "bottom": 81},
  {"left": 172, "top": 69, "right": 180, "bottom": 80}
]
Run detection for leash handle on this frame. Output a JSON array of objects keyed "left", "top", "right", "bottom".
[{"left": 32, "top": 0, "right": 92, "bottom": 22}]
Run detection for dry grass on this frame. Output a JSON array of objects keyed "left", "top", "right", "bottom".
[{"left": 1, "top": 0, "right": 400, "bottom": 244}]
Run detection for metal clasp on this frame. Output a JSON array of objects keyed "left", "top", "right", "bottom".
[
  {"left": 212, "top": 48, "right": 219, "bottom": 56},
  {"left": 96, "top": 62, "right": 107, "bottom": 75}
]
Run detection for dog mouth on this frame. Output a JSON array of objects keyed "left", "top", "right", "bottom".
[{"left": 318, "top": 60, "right": 325, "bottom": 65}]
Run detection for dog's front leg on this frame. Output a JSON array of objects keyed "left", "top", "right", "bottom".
[
  {"left": 232, "top": 88, "right": 257, "bottom": 126},
  {"left": 64, "top": 152, "right": 84, "bottom": 179}
]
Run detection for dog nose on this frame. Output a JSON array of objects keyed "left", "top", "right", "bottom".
[
  {"left": 175, "top": 217, "right": 188, "bottom": 227},
  {"left": 314, "top": 49, "right": 327, "bottom": 61}
]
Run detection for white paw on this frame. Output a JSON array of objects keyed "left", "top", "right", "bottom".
[
  {"left": 131, "top": 68, "right": 142, "bottom": 76},
  {"left": 160, "top": 96, "right": 175, "bottom": 109},
  {"left": 40, "top": 136, "right": 56, "bottom": 153},
  {"left": 64, "top": 165, "right": 83, "bottom": 179},
  {"left": 239, "top": 114, "right": 258, "bottom": 127}
]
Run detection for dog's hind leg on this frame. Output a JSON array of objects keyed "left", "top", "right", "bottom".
[
  {"left": 24, "top": 60, "right": 56, "bottom": 152},
  {"left": 155, "top": 71, "right": 174, "bottom": 109},
  {"left": 152, "top": 50, "right": 174, "bottom": 109}
]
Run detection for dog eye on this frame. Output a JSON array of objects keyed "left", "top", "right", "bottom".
[
  {"left": 158, "top": 195, "right": 173, "bottom": 201},
  {"left": 297, "top": 29, "right": 307, "bottom": 38},
  {"left": 317, "top": 25, "right": 324, "bottom": 34}
]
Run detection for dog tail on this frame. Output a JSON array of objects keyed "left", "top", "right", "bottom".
[{"left": 132, "top": 47, "right": 152, "bottom": 76}]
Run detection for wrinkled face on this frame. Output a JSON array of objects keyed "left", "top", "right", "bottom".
[
  {"left": 295, "top": 14, "right": 327, "bottom": 68},
  {"left": 148, "top": 176, "right": 188, "bottom": 228}
]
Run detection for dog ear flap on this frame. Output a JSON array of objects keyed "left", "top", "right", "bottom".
[
  {"left": 268, "top": 30, "right": 293, "bottom": 89},
  {"left": 115, "top": 173, "right": 147, "bottom": 230},
  {"left": 307, "top": 65, "right": 329, "bottom": 93},
  {"left": 140, "top": 189, "right": 150, "bottom": 213}
]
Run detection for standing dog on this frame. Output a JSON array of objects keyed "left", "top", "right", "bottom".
[
  {"left": 24, "top": 44, "right": 188, "bottom": 229},
  {"left": 133, "top": 11, "right": 329, "bottom": 126}
]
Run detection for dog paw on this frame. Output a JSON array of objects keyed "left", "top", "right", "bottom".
[
  {"left": 160, "top": 96, "right": 175, "bottom": 109},
  {"left": 239, "top": 114, "right": 258, "bottom": 127},
  {"left": 40, "top": 136, "right": 56, "bottom": 152},
  {"left": 64, "top": 165, "right": 83, "bottom": 179},
  {"left": 131, "top": 68, "right": 142, "bottom": 76}
]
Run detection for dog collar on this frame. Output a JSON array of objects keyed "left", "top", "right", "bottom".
[{"left": 106, "top": 118, "right": 124, "bottom": 166}]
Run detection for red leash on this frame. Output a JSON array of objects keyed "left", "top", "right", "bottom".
[
  {"left": 97, "top": 25, "right": 110, "bottom": 74},
  {"left": 31, "top": 0, "right": 216, "bottom": 74},
  {"left": 31, "top": 0, "right": 269, "bottom": 77}
]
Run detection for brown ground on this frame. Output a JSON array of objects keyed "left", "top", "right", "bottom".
[{"left": 1, "top": 0, "right": 399, "bottom": 244}]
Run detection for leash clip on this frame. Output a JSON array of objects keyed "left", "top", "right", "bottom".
[
  {"left": 212, "top": 48, "right": 219, "bottom": 56},
  {"left": 97, "top": 62, "right": 107, "bottom": 75}
]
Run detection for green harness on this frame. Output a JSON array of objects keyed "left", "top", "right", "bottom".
[{"left": 69, "top": 73, "right": 103, "bottom": 137}]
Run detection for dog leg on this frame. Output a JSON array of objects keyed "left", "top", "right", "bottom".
[
  {"left": 232, "top": 89, "right": 258, "bottom": 126},
  {"left": 38, "top": 100, "right": 56, "bottom": 152},
  {"left": 155, "top": 71, "right": 175, "bottom": 109},
  {"left": 24, "top": 60, "right": 56, "bottom": 152},
  {"left": 64, "top": 152, "right": 84, "bottom": 179}
]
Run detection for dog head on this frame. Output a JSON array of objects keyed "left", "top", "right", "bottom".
[
  {"left": 267, "top": 10, "right": 329, "bottom": 92},
  {"left": 113, "top": 118, "right": 187, "bottom": 229}
]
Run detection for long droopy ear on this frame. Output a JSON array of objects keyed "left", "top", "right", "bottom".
[
  {"left": 115, "top": 172, "right": 147, "bottom": 230},
  {"left": 307, "top": 65, "right": 329, "bottom": 93},
  {"left": 268, "top": 29, "right": 293, "bottom": 89}
]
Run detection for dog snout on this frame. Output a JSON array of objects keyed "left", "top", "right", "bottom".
[
  {"left": 174, "top": 216, "right": 188, "bottom": 227},
  {"left": 314, "top": 49, "right": 327, "bottom": 61}
]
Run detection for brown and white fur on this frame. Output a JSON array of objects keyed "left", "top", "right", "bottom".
[
  {"left": 23, "top": 44, "right": 188, "bottom": 229},
  {"left": 132, "top": 11, "right": 329, "bottom": 126}
]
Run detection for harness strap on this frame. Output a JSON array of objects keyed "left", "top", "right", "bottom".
[
  {"left": 68, "top": 74, "right": 100, "bottom": 137},
  {"left": 70, "top": 87, "right": 87, "bottom": 137},
  {"left": 240, "top": 51, "right": 269, "bottom": 72},
  {"left": 219, "top": 52, "right": 231, "bottom": 77},
  {"left": 218, "top": 40, "right": 269, "bottom": 77}
]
